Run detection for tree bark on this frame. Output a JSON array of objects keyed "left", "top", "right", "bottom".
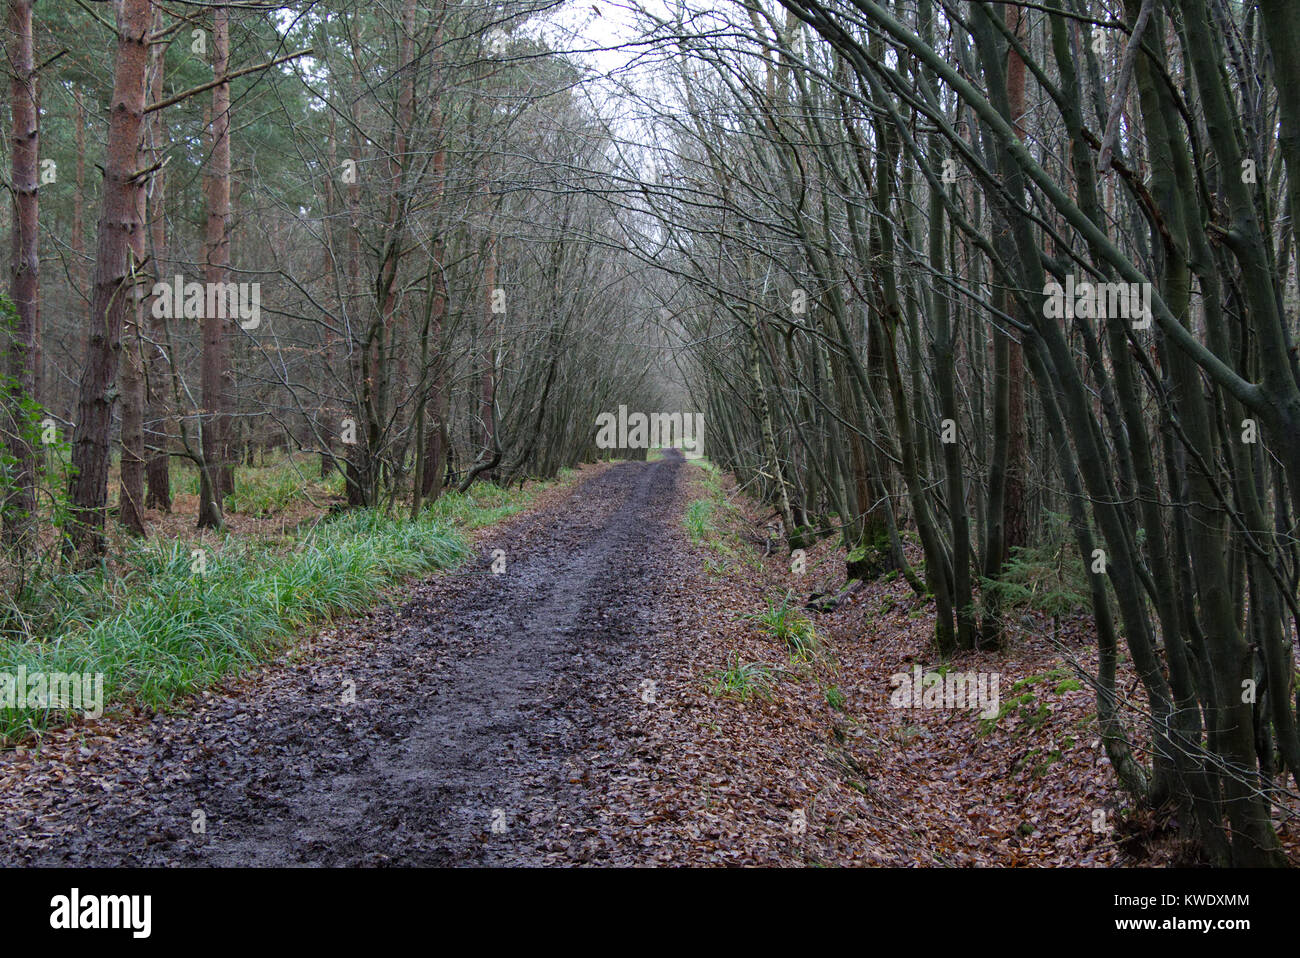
[
  {"left": 198, "top": 5, "right": 232, "bottom": 529},
  {"left": 4, "top": 0, "right": 39, "bottom": 549},
  {"left": 67, "top": 0, "right": 152, "bottom": 559},
  {"left": 143, "top": 37, "right": 171, "bottom": 512}
]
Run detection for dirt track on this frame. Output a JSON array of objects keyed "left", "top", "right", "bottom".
[{"left": 0, "top": 453, "right": 687, "bottom": 866}]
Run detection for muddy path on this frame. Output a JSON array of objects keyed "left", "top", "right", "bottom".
[{"left": 1, "top": 452, "right": 689, "bottom": 866}]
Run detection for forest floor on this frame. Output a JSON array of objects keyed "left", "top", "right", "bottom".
[{"left": 2, "top": 452, "right": 1297, "bottom": 865}]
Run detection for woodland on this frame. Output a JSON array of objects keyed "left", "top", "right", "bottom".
[{"left": 2, "top": 0, "right": 1299, "bottom": 868}]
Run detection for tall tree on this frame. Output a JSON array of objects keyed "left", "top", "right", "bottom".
[
  {"left": 143, "top": 31, "right": 171, "bottom": 512},
  {"left": 4, "top": 0, "right": 39, "bottom": 549},
  {"left": 67, "top": 0, "right": 152, "bottom": 558},
  {"left": 1001, "top": 0, "right": 1028, "bottom": 554},
  {"left": 198, "top": 5, "right": 232, "bottom": 528}
]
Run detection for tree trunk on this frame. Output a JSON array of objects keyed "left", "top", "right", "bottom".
[
  {"left": 199, "top": 5, "right": 232, "bottom": 529},
  {"left": 419, "top": 125, "right": 449, "bottom": 503},
  {"left": 144, "top": 38, "right": 172, "bottom": 512},
  {"left": 118, "top": 290, "right": 146, "bottom": 535},
  {"left": 1002, "top": 0, "right": 1029, "bottom": 553},
  {"left": 4, "top": 0, "right": 39, "bottom": 550},
  {"left": 67, "top": 0, "right": 152, "bottom": 559}
]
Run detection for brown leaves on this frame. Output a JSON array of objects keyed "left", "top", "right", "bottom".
[{"left": 3, "top": 459, "right": 1297, "bottom": 867}]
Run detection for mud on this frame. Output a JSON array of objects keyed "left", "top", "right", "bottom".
[{"left": 1, "top": 453, "right": 687, "bottom": 866}]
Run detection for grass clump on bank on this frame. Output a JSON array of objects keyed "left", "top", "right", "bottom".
[
  {"left": 683, "top": 460, "right": 758, "bottom": 572},
  {"left": 0, "top": 477, "right": 562, "bottom": 746},
  {"left": 708, "top": 651, "right": 777, "bottom": 702},
  {"left": 743, "top": 591, "right": 820, "bottom": 663}
]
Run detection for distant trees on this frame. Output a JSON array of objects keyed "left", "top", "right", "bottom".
[{"left": 3, "top": 0, "right": 665, "bottom": 566}]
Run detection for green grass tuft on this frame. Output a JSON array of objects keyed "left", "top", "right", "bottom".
[
  {"left": 743, "top": 591, "right": 820, "bottom": 663},
  {"left": 707, "top": 651, "right": 777, "bottom": 701},
  {"left": 682, "top": 462, "right": 759, "bottom": 570}
]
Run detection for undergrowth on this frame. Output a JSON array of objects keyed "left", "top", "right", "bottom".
[
  {"left": 979, "top": 512, "right": 1100, "bottom": 619},
  {"left": 743, "top": 591, "right": 820, "bottom": 663},
  {"left": 683, "top": 460, "right": 758, "bottom": 571},
  {"left": 0, "top": 475, "right": 567, "bottom": 745},
  {"left": 708, "top": 651, "right": 777, "bottom": 701}
]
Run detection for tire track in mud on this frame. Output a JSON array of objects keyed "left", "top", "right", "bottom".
[{"left": 1, "top": 452, "right": 687, "bottom": 866}]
